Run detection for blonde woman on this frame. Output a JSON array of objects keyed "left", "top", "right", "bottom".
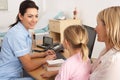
[
  {"left": 90, "top": 6, "right": 120, "bottom": 80},
  {"left": 55, "top": 25, "right": 91, "bottom": 80}
]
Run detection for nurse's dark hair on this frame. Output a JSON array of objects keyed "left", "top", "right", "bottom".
[{"left": 9, "top": 0, "right": 39, "bottom": 28}]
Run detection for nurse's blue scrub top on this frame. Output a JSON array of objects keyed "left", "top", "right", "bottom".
[{"left": 0, "top": 22, "right": 32, "bottom": 79}]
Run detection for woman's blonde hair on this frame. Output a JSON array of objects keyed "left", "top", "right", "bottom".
[
  {"left": 97, "top": 6, "right": 120, "bottom": 50},
  {"left": 64, "top": 25, "right": 89, "bottom": 61}
]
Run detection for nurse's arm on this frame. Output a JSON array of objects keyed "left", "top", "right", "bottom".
[
  {"left": 30, "top": 50, "right": 56, "bottom": 58},
  {"left": 19, "top": 53, "right": 56, "bottom": 71},
  {"left": 30, "top": 52, "right": 47, "bottom": 58}
]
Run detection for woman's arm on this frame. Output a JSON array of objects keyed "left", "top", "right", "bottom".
[
  {"left": 30, "top": 52, "right": 47, "bottom": 58},
  {"left": 30, "top": 50, "right": 56, "bottom": 58},
  {"left": 19, "top": 53, "right": 56, "bottom": 71}
]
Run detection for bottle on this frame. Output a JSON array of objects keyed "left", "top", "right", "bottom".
[{"left": 73, "top": 7, "right": 77, "bottom": 19}]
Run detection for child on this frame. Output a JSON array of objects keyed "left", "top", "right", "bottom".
[{"left": 55, "top": 25, "right": 91, "bottom": 80}]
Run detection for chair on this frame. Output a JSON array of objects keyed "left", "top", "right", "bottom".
[{"left": 83, "top": 25, "right": 96, "bottom": 58}]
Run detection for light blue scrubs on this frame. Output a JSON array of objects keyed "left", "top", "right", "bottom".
[{"left": 0, "top": 22, "right": 33, "bottom": 80}]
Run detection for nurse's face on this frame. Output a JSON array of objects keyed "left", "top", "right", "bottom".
[
  {"left": 95, "top": 19, "right": 107, "bottom": 42},
  {"left": 19, "top": 8, "right": 38, "bottom": 30}
]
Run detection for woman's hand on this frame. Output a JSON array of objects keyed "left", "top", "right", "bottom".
[
  {"left": 45, "top": 50, "right": 56, "bottom": 56},
  {"left": 45, "top": 53, "right": 56, "bottom": 61}
]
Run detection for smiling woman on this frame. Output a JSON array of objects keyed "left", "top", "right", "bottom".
[
  {"left": 19, "top": 8, "right": 39, "bottom": 30},
  {"left": 9, "top": 0, "right": 39, "bottom": 29},
  {"left": 0, "top": 0, "right": 56, "bottom": 80}
]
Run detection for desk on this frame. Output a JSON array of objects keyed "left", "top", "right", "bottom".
[
  {"left": 28, "top": 41, "right": 70, "bottom": 80},
  {"left": 28, "top": 58, "right": 47, "bottom": 80}
]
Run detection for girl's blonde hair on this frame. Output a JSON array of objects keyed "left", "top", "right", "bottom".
[
  {"left": 97, "top": 6, "right": 120, "bottom": 50},
  {"left": 64, "top": 25, "right": 89, "bottom": 61}
]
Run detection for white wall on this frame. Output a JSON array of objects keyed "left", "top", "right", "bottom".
[
  {"left": 0, "top": 0, "right": 120, "bottom": 58},
  {"left": 45, "top": 0, "right": 119, "bottom": 27},
  {"left": 0, "top": 0, "right": 22, "bottom": 31}
]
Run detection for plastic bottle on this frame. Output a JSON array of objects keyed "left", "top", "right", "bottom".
[{"left": 73, "top": 7, "right": 77, "bottom": 19}]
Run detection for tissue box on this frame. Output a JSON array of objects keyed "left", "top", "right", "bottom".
[
  {"left": 46, "top": 59, "right": 65, "bottom": 71},
  {"left": 47, "top": 59, "right": 64, "bottom": 66}
]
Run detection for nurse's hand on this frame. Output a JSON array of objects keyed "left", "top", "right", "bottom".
[
  {"left": 45, "top": 53, "right": 56, "bottom": 61},
  {"left": 45, "top": 50, "right": 56, "bottom": 56}
]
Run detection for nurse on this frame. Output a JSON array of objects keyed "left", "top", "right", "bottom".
[{"left": 0, "top": 0, "right": 56, "bottom": 80}]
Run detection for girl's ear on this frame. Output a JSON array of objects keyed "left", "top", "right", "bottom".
[
  {"left": 18, "top": 13, "right": 23, "bottom": 21},
  {"left": 64, "top": 39, "right": 68, "bottom": 45},
  {"left": 64, "top": 39, "right": 70, "bottom": 48}
]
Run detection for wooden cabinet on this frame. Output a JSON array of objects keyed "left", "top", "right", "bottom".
[{"left": 49, "top": 19, "right": 81, "bottom": 43}]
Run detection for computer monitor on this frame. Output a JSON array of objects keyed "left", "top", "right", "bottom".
[
  {"left": 43, "top": 36, "right": 53, "bottom": 46},
  {"left": 83, "top": 25, "right": 96, "bottom": 58},
  {"left": 36, "top": 36, "right": 53, "bottom": 49}
]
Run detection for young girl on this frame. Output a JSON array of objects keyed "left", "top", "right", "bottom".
[{"left": 55, "top": 25, "right": 91, "bottom": 80}]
